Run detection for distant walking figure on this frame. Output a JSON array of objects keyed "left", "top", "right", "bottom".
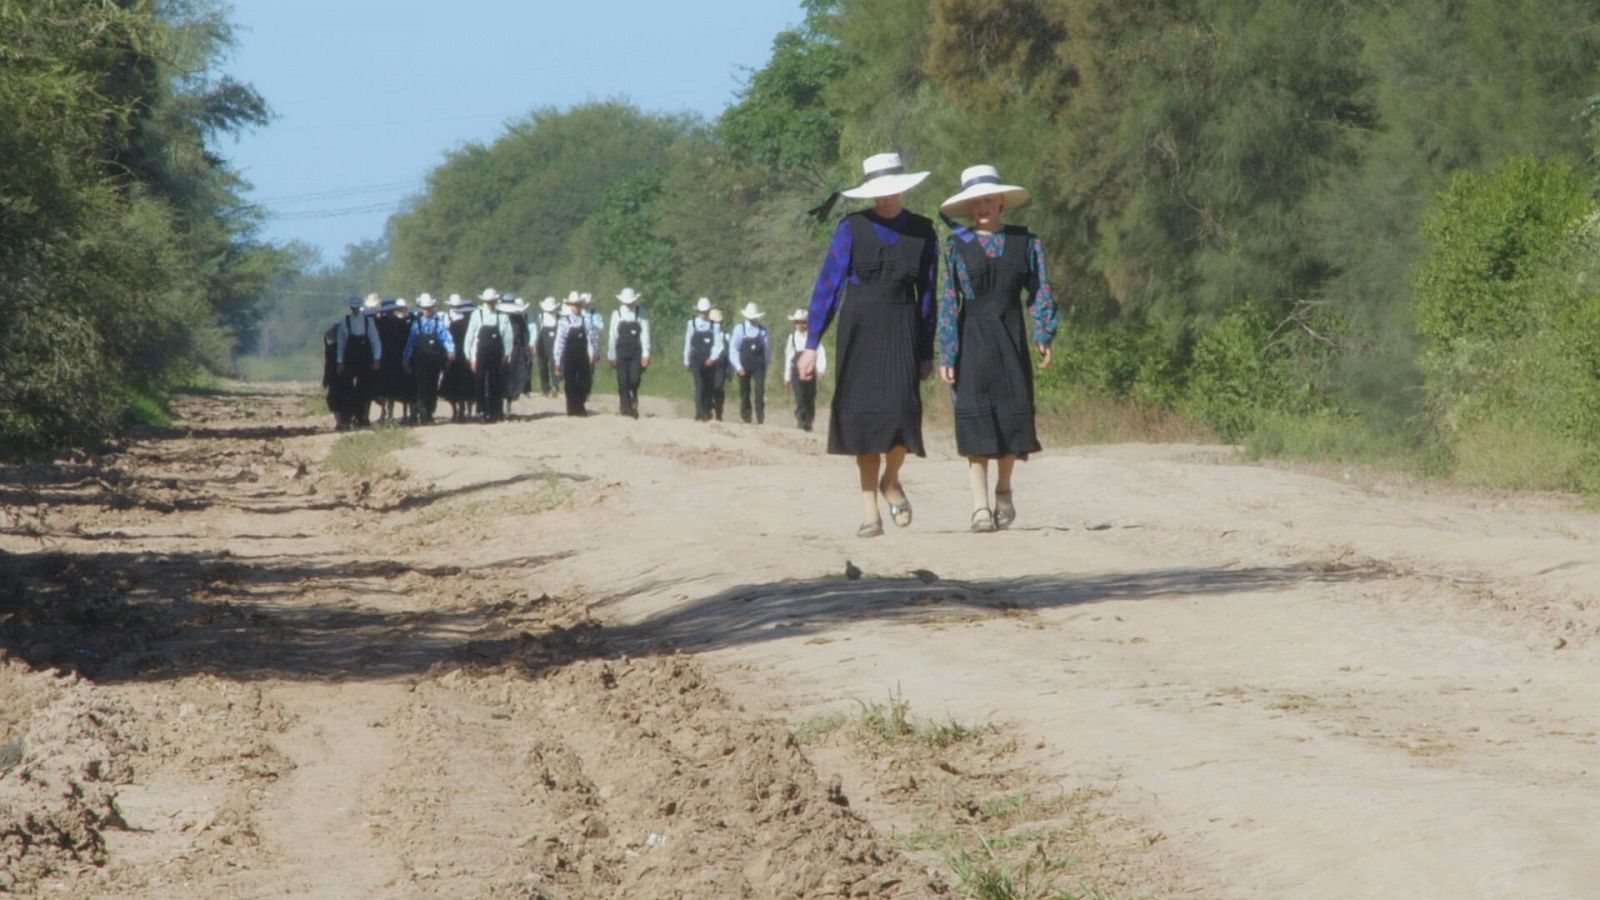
[
  {"left": 729, "top": 303, "right": 770, "bottom": 425},
  {"left": 609, "top": 287, "right": 650, "bottom": 418},
  {"left": 535, "top": 296, "right": 560, "bottom": 397},
  {"left": 555, "top": 291, "right": 600, "bottom": 416},
  {"left": 795, "top": 152, "right": 938, "bottom": 537},
  {"left": 682, "top": 298, "right": 724, "bottom": 422},
  {"left": 402, "top": 293, "right": 456, "bottom": 425},
  {"left": 936, "top": 165, "right": 1058, "bottom": 532},
  {"left": 781, "top": 309, "right": 825, "bottom": 431},
  {"left": 440, "top": 294, "right": 476, "bottom": 422},
  {"left": 465, "top": 288, "right": 514, "bottom": 423}
]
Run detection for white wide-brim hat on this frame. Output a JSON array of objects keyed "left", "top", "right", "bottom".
[
  {"left": 363, "top": 292, "right": 382, "bottom": 311},
  {"left": 840, "top": 152, "right": 930, "bottom": 200},
  {"left": 788, "top": 309, "right": 807, "bottom": 323},
  {"left": 540, "top": 296, "right": 558, "bottom": 312},
  {"left": 740, "top": 302, "right": 763, "bottom": 320},
  {"left": 395, "top": 297, "right": 409, "bottom": 309},
  {"left": 709, "top": 309, "right": 725, "bottom": 323},
  {"left": 616, "top": 287, "right": 642, "bottom": 305},
  {"left": 503, "top": 299, "right": 528, "bottom": 313},
  {"left": 695, "top": 297, "right": 712, "bottom": 313},
  {"left": 939, "top": 164, "right": 1030, "bottom": 217},
  {"left": 564, "top": 290, "right": 581, "bottom": 306},
  {"left": 447, "top": 293, "right": 469, "bottom": 308},
  {"left": 579, "top": 292, "right": 593, "bottom": 305},
  {"left": 478, "top": 287, "right": 501, "bottom": 302},
  {"left": 417, "top": 293, "right": 437, "bottom": 309}
]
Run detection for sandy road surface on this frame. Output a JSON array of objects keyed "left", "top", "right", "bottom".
[{"left": 4, "top": 385, "right": 1600, "bottom": 898}]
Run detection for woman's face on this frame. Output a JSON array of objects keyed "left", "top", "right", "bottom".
[
  {"left": 968, "top": 195, "right": 1004, "bottom": 224},
  {"left": 874, "top": 194, "right": 903, "bottom": 218}
]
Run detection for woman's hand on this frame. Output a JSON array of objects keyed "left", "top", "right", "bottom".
[
  {"left": 1037, "top": 344, "right": 1053, "bottom": 370},
  {"left": 795, "top": 348, "right": 817, "bottom": 381},
  {"left": 554, "top": 366, "right": 563, "bottom": 378},
  {"left": 940, "top": 365, "right": 956, "bottom": 385}
]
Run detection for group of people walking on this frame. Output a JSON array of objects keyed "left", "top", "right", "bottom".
[{"left": 320, "top": 151, "right": 1055, "bottom": 534}]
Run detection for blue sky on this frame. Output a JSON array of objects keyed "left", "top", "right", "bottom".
[{"left": 223, "top": 1, "right": 806, "bottom": 263}]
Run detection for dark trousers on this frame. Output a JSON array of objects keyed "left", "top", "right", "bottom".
[
  {"left": 738, "top": 365, "right": 767, "bottom": 424},
  {"left": 615, "top": 355, "right": 642, "bottom": 417},
  {"left": 711, "top": 360, "right": 729, "bottom": 421},
  {"left": 791, "top": 372, "right": 817, "bottom": 431},
  {"left": 413, "top": 359, "right": 442, "bottom": 423},
  {"left": 339, "top": 366, "right": 376, "bottom": 426},
  {"left": 564, "top": 355, "right": 593, "bottom": 415},
  {"left": 691, "top": 359, "right": 716, "bottom": 421},
  {"left": 476, "top": 352, "right": 505, "bottom": 422}
]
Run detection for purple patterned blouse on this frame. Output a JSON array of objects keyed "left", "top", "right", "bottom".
[
  {"left": 805, "top": 211, "right": 939, "bottom": 361},
  {"left": 936, "top": 228, "right": 1059, "bottom": 369}
]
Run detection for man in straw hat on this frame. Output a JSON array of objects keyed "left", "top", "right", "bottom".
[
  {"left": 781, "top": 308, "right": 826, "bottom": 432},
  {"left": 465, "top": 288, "right": 514, "bottom": 423},
  {"left": 554, "top": 290, "right": 601, "bottom": 415},
  {"left": 535, "top": 296, "right": 561, "bottom": 397},
  {"left": 402, "top": 293, "right": 456, "bottom": 426},
  {"left": 682, "top": 297, "right": 724, "bottom": 422},
  {"left": 795, "top": 152, "right": 938, "bottom": 537},
  {"left": 728, "top": 302, "right": 771, "bottom": 425},
  {"left": 708, "top": 308, "right": 732, "bottom": 421},
  {"left": 936, "top": 164, "right": 1058, "bottom": 532},
  {"left": 608, "top": 287, "right": 651, "bottom": 419},
  {"left": 335, "top": 293, "right": 385, "bottom": 428}
]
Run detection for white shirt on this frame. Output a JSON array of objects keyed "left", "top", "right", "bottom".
[{"left": 783, "top": 330, "right": 824, "bottom": 381}]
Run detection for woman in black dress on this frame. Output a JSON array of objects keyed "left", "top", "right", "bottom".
[
  {"left": 936, "top": 165, "right": 1058, "bottom": 531},
  {"left": 439, "top": 294, "right": 476, "bottom": 422},
  {"left": 795, "top": 152, "right": 938, "bottom": 537}
]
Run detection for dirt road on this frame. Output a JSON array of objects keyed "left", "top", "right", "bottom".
[{"left": 4, "top": 385, "right": 1599, "bottom": 898}]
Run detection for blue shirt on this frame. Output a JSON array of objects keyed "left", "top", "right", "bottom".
[{"left": 402, "top": 314, "right": 456, "bottom": 364}]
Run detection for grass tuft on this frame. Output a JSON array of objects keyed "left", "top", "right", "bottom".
[
  {"left": 323, "top": 425, "right": 417, "bottom": 476},
  {"left": 852, "top": 686, "right": 989, "bottom": 750}
]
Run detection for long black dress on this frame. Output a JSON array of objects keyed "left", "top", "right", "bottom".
[
  {"left": 827, "top": 210, "right": 936, "bottom": 457},
  {"left": 376, "top": 315, "right": 412, "bottom": 405},
  {"left": 949, "top": 226, "right": 1042, "bottom": 458},
  {"left": 440, "top": 314, "right": 475, "bottom": 415}
]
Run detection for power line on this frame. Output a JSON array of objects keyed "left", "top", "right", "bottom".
[
  {"left": 257, "top": 180, "right": 421, "bottom": 205},
  {"left": 268, "top": 201, "right": 405, "bottom": 221}
]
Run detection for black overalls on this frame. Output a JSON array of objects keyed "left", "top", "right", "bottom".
[
  {"left": 787, "top": 332, "right": 817, "bottom": 432},
  {"left": 827, "top": 210, "right": 934, "bottom": 457},
  {"left": 475, "top": 314, "right": 506, "bottom": 423},
  {"left": 537, "top": 318, "right": 559, "bottom": 396},
  {"left": 411, "top": 320, "right": 448, "bottom": 425},
  {"left": 562, "top": 316, "right": 592, "bottom": 416},
  {"left": 341, "top": 315, "right": 377, "bottom": 428},
  {"left": 323, "top": 323, "right": 346, "bottom": 429},
  {"left": 614, "top": 316, "right": 644, "bottom": 418},
  {"left": 738, "top": 325, "right": 768, "bottom": 424},
  {"left": 951, "top": 226, "right": 1042, "bottom": 458},
  {"left": 687, "top": 321, "right": 716, "bottom": 422}
]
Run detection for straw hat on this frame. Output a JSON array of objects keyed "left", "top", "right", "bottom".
[
  {"left": 579, "top": 292, "right": 594, "bottom": 306},
  {"left": 840, "top": 152, "right": 929, "bottom": 200},
  {"left": 395, "top": 297, "right": 409, "bottom": 309},
  {"left": 740, "top": 302, "right": 763, "bottom": 320},
  {"left": 478, "top": 287, "right": 501, "bottom": 302},
  {"left": 616, "top": 287, "right": 643, "bottom": 305},
  {"left": 788, "top": 309, "right": 807, "bottom": 323},
  {"left": 709, "top": 309, "right": 725, "bottom": 324},
  {"left": 539, "top": 296, "right": 558, "bottom": 313},
  {"left": 417, "top": 293, "right": 438, "bottom": 309},
  {"left": 503, "top": 297, "right": 528, "bottom": 313},
  {"left": 939, "top": 164, "right": 1030, "bottom": 217},
  {"left": 694, "top": 297, "right": 712, "bottom": 313},
  {"left": 363, "top": 293, "right": 382, "bottom": 312}
]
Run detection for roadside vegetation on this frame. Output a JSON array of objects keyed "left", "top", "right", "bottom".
[
  {"left": 322, "top": 426, "right": 418, "bottom": 477},
  {"left": 244, "top": 0, "right": 1600, "bottom": 496},
  {"left": 796, "top": 687, "right": 1143, "bottom": 900}
]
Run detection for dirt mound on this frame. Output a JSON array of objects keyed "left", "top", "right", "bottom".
[
  {"left": 378, "top": 653, "right": 942, "bottom": 898},
  {"left": 0, "top": 661, "right": 136, "bottom": 890}
]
